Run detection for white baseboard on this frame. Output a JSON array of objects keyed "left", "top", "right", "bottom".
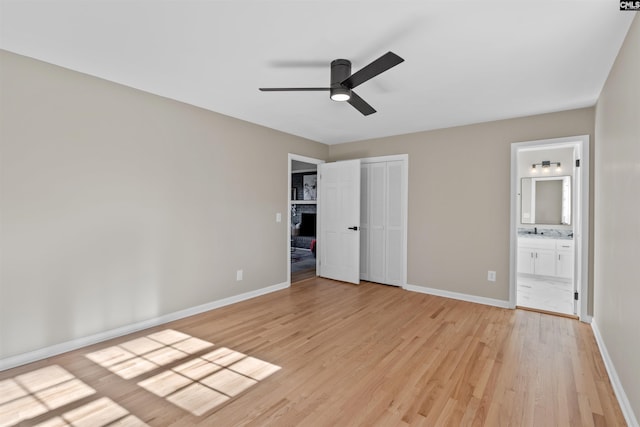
[
  {"left": 591, "top": 319, "right": 639, "bottom": 427},
  {"left": 580, "top": 314, "right": 593, "bottom": 324},
  {"left": 404, "top": 283, "right": 510, "bottom": 309},
  {"left": 0, "top": 281, "right": 290, "bottom": 372}
]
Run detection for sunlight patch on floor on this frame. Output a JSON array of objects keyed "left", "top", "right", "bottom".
[
  {"left": 0, "top": 329, "right": 280, "bottom": 424},
  {"left": 137, "top": 345, "right": 281, "bottom": 416},
  {"left": 85, "top": 329, "right": 214, "bottom": 380},
  {"left": 34, "top": 397, "right": 147, "bottom": 427},
  {"left": 0, "top": 365, "right": 145, "bottom": 427},
  {"left": 166, "top": 383, "right": 229, "bottom": 416},
  {"left": 85, "top": 329, "right": 281, "bottom": 417}
]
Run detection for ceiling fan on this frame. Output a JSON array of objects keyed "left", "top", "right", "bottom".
[{"left": 259, "top": 51, "right": 404, "bottom": 116}]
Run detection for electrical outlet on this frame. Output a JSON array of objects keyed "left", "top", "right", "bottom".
[
  {"left": 487, "top": 271, "right": 496, "bottom": 282},
  {"left": 276, "top": 212, "right": 282, "bottom": 223},
  {"left": 236, "top": 270, "right": 243, "bottom": 281}
]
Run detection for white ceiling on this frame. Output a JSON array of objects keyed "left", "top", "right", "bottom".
[{"left": 0, "top": 1, "right": 635, "bottom": 145}]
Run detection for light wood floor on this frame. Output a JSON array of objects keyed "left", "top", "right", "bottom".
[
  {"left": 291, "top": 267, "right": 316, "bottom": 283},
  {"left": 0, "top": 278, "right": 626, "bottom": 426}
]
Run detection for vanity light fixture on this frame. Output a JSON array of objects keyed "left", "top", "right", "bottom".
[{"left": 531, "top": 160, "right": 561, "bottom": 173}]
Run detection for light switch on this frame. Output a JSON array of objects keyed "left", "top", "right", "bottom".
[{"left": 276, "top": 212, "right": 282, "bottom": 223}]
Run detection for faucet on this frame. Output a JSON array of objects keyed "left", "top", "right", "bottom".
[{"left": 534, "top": 227, "right": 537, "bottom": 234}]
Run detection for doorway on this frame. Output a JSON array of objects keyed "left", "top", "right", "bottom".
[
  {"left": 288, "top": 154, "right": 324, "bottom": 284},
  {"left": 288, "top": 154, "right": 408, "bottom": 287},
  {"left": 316, "top": 155, "right": 408, "bottom": 287},
  {"left": 509, "top": 135, "right": 590, "bottom": 320}
]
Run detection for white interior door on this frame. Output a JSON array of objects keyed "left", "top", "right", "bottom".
[
  {"left": 360, "top": 160, "right": 405, "bottom": 286},
  {"left": 318, "top": 159, "right": 361, "bottom": 284}
]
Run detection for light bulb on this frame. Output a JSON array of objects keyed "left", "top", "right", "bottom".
[{"left": 331, "top": 93, "right": 350, "bottom": 102}]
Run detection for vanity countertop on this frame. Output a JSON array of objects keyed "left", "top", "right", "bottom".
[{"left": 518, "top": 232, "right": 573, "bottom": 240}]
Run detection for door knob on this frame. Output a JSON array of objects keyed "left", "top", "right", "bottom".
[{"left": 348, "top": 226, "right": 359, "bottom": 231}]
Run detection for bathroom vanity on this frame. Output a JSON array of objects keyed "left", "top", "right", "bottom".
[{"left": 517, "top": 236, "right": 574, "bottom": 279}]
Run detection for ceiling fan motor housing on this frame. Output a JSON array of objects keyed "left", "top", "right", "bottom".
[{"left": 330, "top": 59, "right": 352, "bottom": 101}]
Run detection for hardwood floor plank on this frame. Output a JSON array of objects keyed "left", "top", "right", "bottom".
[
  {"left": 291, "top": 267, "right": 316, "bottom": 284},
  {"left": 0, "top": 278, "right": 627, "bottom": 426}
]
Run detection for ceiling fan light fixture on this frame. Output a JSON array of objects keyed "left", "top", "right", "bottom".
[
  {"left": 330, "top": 87, "right": 351, "bottom": 102},
  {"left": 259, "top": 52, "right": 404, "bottom": 115}
]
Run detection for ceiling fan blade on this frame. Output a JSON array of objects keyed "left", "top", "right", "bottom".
[
  {"left": 341, "top": 51, "right": 404, "bottom": 89},
  {"left": 347, "top": 91, "right": 376, "bottom": 116},
  {"left": 259, "top": 87, "right": 330, "bottom": 91}
]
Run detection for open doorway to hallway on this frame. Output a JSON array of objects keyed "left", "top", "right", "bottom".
[{"left": 288, "top": 154, "right": 324, "bottom": 284}]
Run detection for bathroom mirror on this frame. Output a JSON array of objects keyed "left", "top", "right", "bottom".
[{"left": 521, "top": 176, "right": 571, "bottom": 225}]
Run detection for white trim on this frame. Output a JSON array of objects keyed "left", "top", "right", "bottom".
[
  {"left": 509, "top": 135, "right": 590, "bottom": 321},
  {"left": 361, "top": 154, "right": 409, "bottom": 288},
  {"left": 289, "top": 154, "right": 326, "bottom": 165},
  {"left": 405, "top": 283, "right": 511, "bottom": 309},
  {"left": 592, "top": 320, "right": 640, "bottom": 427},
  {"left": 360, "top": 154, "right": 408, "bottom": 164},
  {"left": 288, "top": 153, "right": 324, "bottom": 284},
  {"left": 0, "top": 281, "right": 289, "bottom": 372},
  {"left": 578, "top": 140, "right": 590, "bottom": 320}
]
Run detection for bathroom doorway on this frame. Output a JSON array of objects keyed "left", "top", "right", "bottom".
[{"left": 510, "top": 135, "right": 590, "bottom": 320}]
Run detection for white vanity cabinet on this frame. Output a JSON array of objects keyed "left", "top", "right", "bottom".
[
  {"left": 517, "top": 247, "right": 536, "bottom": 275},
  {"left": 517, "top": 238, "right": 556, "bottom": 276},
  {"left": 517, "top": 237, "right": 573, "bottom": 278},
  {"left": 555, "top": 240, "right": 574, "bottom": 279}
]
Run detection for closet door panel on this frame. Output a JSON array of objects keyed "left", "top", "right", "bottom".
[
  {"left": 386, "top": 162, "right": 403, "bottom": 228},
  {"left": 368, "top": 163, "right": 387, "bottom": 283},
  {"left": 385, "top": 161, "right": 404, "bottom": 284},
  {"left": 360, "top": 165, "right": 370, "bottom": 280},
  {"left": 386, "top": 230, "right": 403, "bottom": 284}
]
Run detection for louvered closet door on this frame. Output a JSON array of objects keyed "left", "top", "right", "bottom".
[
  {"left": 360, "top": 160, "right": 403, "bottom": 286},
  {"left": 360, "top": 165, "right": 370, "bottom": 280},
  {"left": 385, "top": 161, "right": 403, "bottom": 285},
  {"left": 368, "top": 163, "right": 387, "bottom": 284}
]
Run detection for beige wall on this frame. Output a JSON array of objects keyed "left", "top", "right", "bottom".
[
  {"left": 0, "top": 50, "right": 328, "bottom": 360},
  {"left": 329, "top": 108, "right": 594, "bottom": 303},
  {"left": 594, "top": 15, "right": 640, "bottom": 422}
]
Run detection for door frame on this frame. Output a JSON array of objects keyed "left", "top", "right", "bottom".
[
  {"left": 288, "top": 153, "right": 408, "bottom": 288},
  {"left": 288, "top": 153, "right": 325, "bottom": 285},
  {"left": 509, "top": 135, "right": 590, "bottom": 321}
]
